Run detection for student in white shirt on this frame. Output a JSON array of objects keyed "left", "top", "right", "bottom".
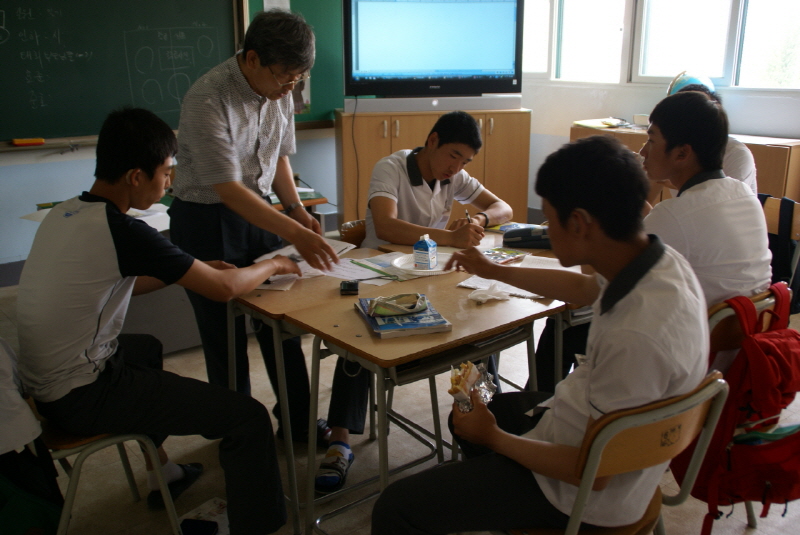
[{"left": 371, "top": 135, "right": 707, "bottom": 534}]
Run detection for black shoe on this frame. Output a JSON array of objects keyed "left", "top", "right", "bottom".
[
  {"left": 276, "top": 418, "right": 332, "bottom": 448},
  {"left": 147, "top": 463, "right": 203, "bottom": 510}
]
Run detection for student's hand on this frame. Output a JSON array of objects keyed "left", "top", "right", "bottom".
[
  {"left": 447, "top": 217, "right": 469, "bottom": 231},
  {"left": 205, "top": 260, "right": 237, "bottom": 270},
  {"left": 293, "top": 229, "right": 339, "bottom": 271},
  {"left": 449, "top": 222, "right": 484, "bottom": 248},
  {"left": 445, "top": 247, "right": 496, "bottom": 278},
  {"left": 267, "top": 255, "right": 303, "bottom": 276},
  {"left": 451, "top": 390, "right": 500, "bottom": 447}
]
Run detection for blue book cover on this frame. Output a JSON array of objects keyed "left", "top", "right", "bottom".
[{"left": 355, "top": 294, "right": 452, "bottom": 338}]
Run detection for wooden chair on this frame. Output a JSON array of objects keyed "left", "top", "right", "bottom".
[
  {"left": 761, "top": 196, "right": 800, "bottom": 240},
  {"left": 504, "top": 371, "right": 728, "bottom": 535},
  {"left": 24, "top": 400, "right": 182, "bottom": 535},
  {"left": 340, "top": 219, "right": 366, "bottom": 247}
]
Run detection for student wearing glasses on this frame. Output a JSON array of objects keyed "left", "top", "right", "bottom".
[{"left": 169, "top": 9, "right": 337, "bottom": 446}]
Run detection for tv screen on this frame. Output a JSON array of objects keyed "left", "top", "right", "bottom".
[{"left": 343, "top": 0, "right": 523, "bottom": 98}]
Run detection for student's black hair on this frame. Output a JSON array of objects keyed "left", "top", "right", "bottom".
[
  {"left": 677, "top": 83, "right": 723, "bottom": 105},
  {"left": 94, "top": 107, "right": 177, "bottom": 184},
  {"left": 535, "top": 135, "right": 648, "bottom": 241},
  {"left": 428, "top": 111, "right": 482, "bottom": 152},
  {"left": 243, "top": 9, "right": 315, "bottom": 72},
  {"left": 649, "top": 91, "right": 728, "bottom": 171}
]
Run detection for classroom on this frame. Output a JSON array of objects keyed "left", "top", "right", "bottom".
[{"left": 2, "top": 1, "right": 800, "bottom": 535}]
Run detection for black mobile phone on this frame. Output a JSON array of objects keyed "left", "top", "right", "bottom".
[
  {"left": 180, "top": 518, "right": 219, "bottom": 535},
  {"left": 340, "top": 280, "right": 359, "bottom": 295}
]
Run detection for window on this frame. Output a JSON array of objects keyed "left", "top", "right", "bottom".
[
  {"left": 634, "top": 0, "right": 800, "bottom": 89},
  {"left": 522, "top": 0, "right": 551, "bottom": 73},
  {"left": 738, "top": 0, "right": 800, "bottom": 88},
  {"left": 556, "top": 0, "right": 626, "bottom": 83}
]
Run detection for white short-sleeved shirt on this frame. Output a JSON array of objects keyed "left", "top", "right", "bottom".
[
  {"left": 170, "top": 55, "right": 296, "bottom": 204},
  {"left": 362, "top": 148, "right": 484, "bottom": 250},
  {"left": 527, "top": 237, "right": 708, "bottom": 527},
  {"left": 665, "top": 137, "right": 757, "bottom": 197},
  {"left": 645, "top": 171, "right": 772, "bottom": 306},
  {"left": 724, "top": 137, "right": 757, "bottom": 194},
  {"left": 0, "top": 338, "right": 40, "bottom": 454}
]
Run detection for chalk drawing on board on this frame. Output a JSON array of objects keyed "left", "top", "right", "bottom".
[
  {"left": 125, "top": 27, "right": 222, "bottom": 114},
  {"left": 0, "top": 11, "right": 9, "bottom": 45}
]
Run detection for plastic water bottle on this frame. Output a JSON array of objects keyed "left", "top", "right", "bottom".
[{"left": 413, "top": 234, "right": 437, "bottom": 269}]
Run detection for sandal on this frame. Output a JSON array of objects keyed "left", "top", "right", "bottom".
[{"left": 314, "top": 450, "right": 354, "bottom": 494}]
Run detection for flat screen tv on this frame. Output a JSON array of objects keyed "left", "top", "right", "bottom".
[{"left": 343, "top": 0, "right": 523, "bottom": 98}]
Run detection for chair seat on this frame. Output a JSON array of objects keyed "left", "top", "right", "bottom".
[
  {"left": 509, "top": 486, "right": 662, "bottom": 535},
  {"left": 40, "top": 421, "right": 112, "bottom": 451}
]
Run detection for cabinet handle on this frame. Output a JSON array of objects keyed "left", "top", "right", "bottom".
[
  {"left": 394, "top": 119, "right": 400, "bottom": 138},
  {"left": 382, "top": 120, "right": 387, "bottom": 138},
  {"left": 489, "top": 117, "right": 494, "bottom": 135},
  {"left": 479, "top": 118, "right": 483, "bottom": 130}
]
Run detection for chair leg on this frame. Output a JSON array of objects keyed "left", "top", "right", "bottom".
[
  {"left": 369, "top": 371, "right": 377, "bottom": 440},
  {"left": 116, "top": 443, "right": 141, "bottom": 502},
  {"left": 56, "top": 450, "right": 88, "bottom": 535},
  {"left": 745, "top": 500, "right": 758, "bottom": 528},
  {"left": 138, "top": 437, "right": 182, "bottom": 535},
  {"left": 57, "top": 457, "right": 73, "bottom": 477},
  {"left": 428, "top": 376, "right": 445, "bottom": 463},
  {"left": 654, "top": 514, "right": 666, "bottom": 535}
]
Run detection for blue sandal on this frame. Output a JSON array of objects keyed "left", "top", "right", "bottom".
[{"left": 314, "top": 450, "right": 354, "bottom": 494}]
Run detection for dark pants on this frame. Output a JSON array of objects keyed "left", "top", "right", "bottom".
[
  {"left": 170, "top": 198, "right": 311, "bottom": 438},
  {"left": 36, "top": 334, "right": 285, "bottom": 535},
  {"left": 372, "top": 391, "right": 587, "bottom": 535},
  {"left": 531, "top": 318, "right": 590, "bottom": 393}
]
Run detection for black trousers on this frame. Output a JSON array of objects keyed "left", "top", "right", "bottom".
[
  {"left": 170, "top": 198, "right": 311, "bottom": 438},
  {"left": 371, "top": 391, "right": 591, "bottom": 535},
  {"left": 36, "top": 334, "right": 285, "bottom": 535},
  {"left": 532, "top": 318, "right": 590, "bottom": 393}
]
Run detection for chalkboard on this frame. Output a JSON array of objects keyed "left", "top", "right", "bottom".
[{"left": 0, "top": 1, "right": 236, "bottom": 141}]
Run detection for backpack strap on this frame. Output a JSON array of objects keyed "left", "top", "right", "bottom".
[
  {"left": 768, "top": 282, "right": 790, "bottom": 330},
  {"left": 725, "top": 295, "right": 759, "bottom": 337}
]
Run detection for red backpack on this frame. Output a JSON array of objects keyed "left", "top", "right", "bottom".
[{"left": 671, "top": 282, "right": 800, "bottom": 535}]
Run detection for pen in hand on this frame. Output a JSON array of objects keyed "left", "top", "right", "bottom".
[{"left": 466, "top": 209, "right": 472, "bottom": 224}]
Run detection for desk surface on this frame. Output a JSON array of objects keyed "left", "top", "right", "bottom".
[{"left": 285, "top": 268, "right": 563, "bottom": 369}]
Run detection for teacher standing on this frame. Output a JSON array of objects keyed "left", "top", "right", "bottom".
[{"left": 169, "top": 9, "right": 338, "bottom": 444}]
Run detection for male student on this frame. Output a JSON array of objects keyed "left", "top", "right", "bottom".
[
  {"left": 17, "top": 108, "right": 300, "bottom": 535},
  {"left": 536, "top": 90, "right": 772, "bottom": 389},
  {"left": 642, "top": 90, "right": 771, "bottom": 369},
  {"left": 314, "top": 111, "right": 512, "bottom": 494},
  {"left": 361, "top": 110, "right": 513, "bottom": 250},
  {"left": 169, "top": 10, "right": 337, "bottom": 444},
  {"left": 371, "top": 135, "right": 708, "bottom": 534}
]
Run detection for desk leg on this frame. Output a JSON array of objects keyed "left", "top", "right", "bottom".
[
  {"left": 376, "top": 368, "right": 390, "bottom": 490},
  {"left": 305, "top": 336, "right": 323, "bottom": 534},
  {"left": 526, "top": 321, "right": 537, "bottom": 391},
  {"left": 268, "top": 318, "right": 300, "bottom": 535},
  {"left": 553, "top": 311, "right": 565, "bottom": 390},
  {"left": 227, "top": 301, "right": 238, "bottom": 392}
]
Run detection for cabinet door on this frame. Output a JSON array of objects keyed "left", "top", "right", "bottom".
[
  {"left": 339, "top": 114, "right": 392, "bottom": 221},
  {"left": 390, "top": 114, "right": 440, "bottom": 152},
  {"left": 483, "top": 112, "right": 531, "bottom": 223},
  {"left": 746, "top": 143, "right": 790, "bottom": 198}
]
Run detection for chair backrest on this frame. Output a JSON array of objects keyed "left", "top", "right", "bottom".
[
  {"left": 565, "top": 372, "right": 729, "bottom": 534},
  {"left": 340, "top": 219, "right": 366, "bottom": 247},
  {"left": 762, "top": 195, "right": 800, "bottom": 240},
  {"left": 708, "top": 290, "right": 775, "bottom": 353}
]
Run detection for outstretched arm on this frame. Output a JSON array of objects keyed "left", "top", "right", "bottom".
[
  {"left": 444, "top": 247, "right": 601, "bottom": 306},
  {"left": 176, "top": 255, "right": 301, "bottom": 302}
]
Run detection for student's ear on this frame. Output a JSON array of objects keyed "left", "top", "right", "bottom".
[
  {"left": 571, "top": 208, "right": 594, "bottom": 235},
  {"left": 671, "top": 143, "right": 693, "bottom": 164},
  {"left": 426, "top": 132, "right": 439, "bottom": 149},
  {"left": 125, "top": 169, "right": 142, "bottom": 186}
]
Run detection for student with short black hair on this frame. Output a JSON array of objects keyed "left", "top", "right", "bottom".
[
  {"left": 18, "top": 107, "right": 300, "bottom": 535},
  {"left": 371, "top": 135, "right": 708, "bottom": 534},
  {"left": 361, "top": 110, "right": 512, "bottom": 250}
]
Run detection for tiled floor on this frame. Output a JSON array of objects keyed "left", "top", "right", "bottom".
[{"left": 2, "top": 283, "right": 799, "bottom": 535}]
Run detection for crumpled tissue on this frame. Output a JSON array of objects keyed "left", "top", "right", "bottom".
[{"left": 468, "top": 282, "right": 511, "bottom": 304}]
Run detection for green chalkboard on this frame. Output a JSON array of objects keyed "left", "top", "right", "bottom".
[
  {"left": 0, "top": 1, "right": 236, "bottom": 141},
  {"left": 248, "top": 1, "right": 344, "bottom": 125}
]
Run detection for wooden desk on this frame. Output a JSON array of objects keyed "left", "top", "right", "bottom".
[{"left": 231, "top": 247, "right": 564, "bottom": 534}]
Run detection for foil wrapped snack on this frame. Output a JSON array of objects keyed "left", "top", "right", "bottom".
[{"left": 448, "top": 361, "right": 497, "bottom": 413}]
